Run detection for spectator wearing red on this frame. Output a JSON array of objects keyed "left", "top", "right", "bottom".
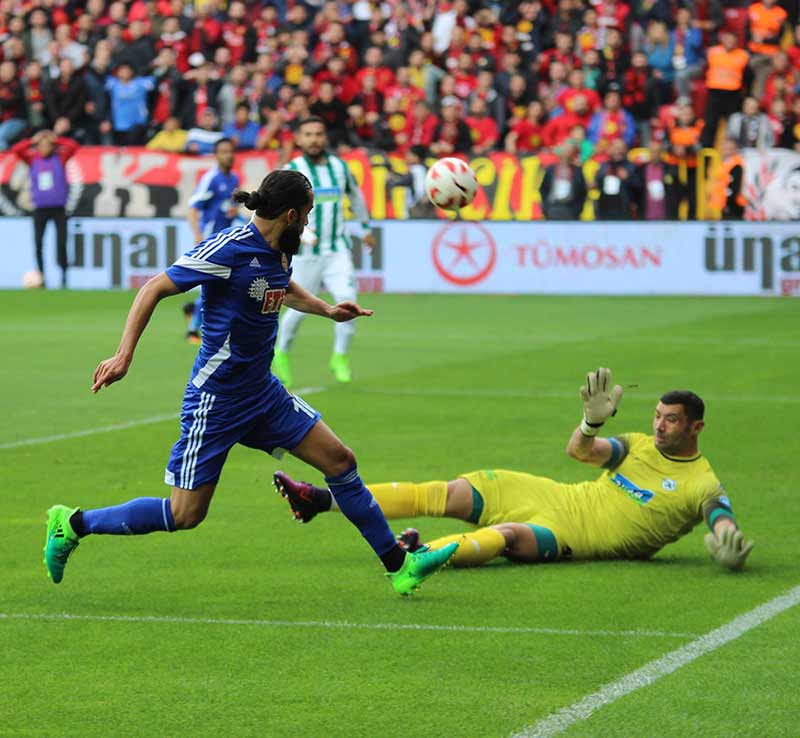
[
  {"left": 452, "top": 52, "right": 479, "bottom": 100},
  {"left": 506, "top": 100, "right": 547, "bottom": 154},
  {"left": 0, "top": 60, "right": 27, "bottom": 151},
  {"left": 624, "top": 51, "right": 657, "bottom": 145},
  {"left": 384, "top": 67, "right": 425, "bottom": 112},
  {"left": 747, "top": 0, "right": 789, "bottom": 98},
  {"left": 557, "top": 69, "right": 602, "bottom": 116},
  {"left": 10, "top": 130, "right": 79, "bottom": 287},
  {"left": 538, "top": 60, "right": 570, "bottom": 107},
  {"left": 403, "top": 99, "right": 439, "bottom": 152},
  {"left": 315, "top": 56, "right": 359, "bottom": 105},
  {"left": 190, "top": 4, "right": 223, "bottom": 60},
  {"left": 595, "top": 0, "right": 630, "bottom": 34},
  {"left": 762, "top": 52, "right": 798, "bottom": 107},
  {"left": 787, "top": 24, "right": 800, "bottom": 72},
  {"left": 544, "top": 94, "right": 593, "bottom": 147},
  {"left": 473, "top": 6, "right": 502, "bottom": 58},
  {"left": 430, "top": 96, "right": 472, "bottom": 156},
  {"left": 313, "top": 21, "right": 358, "bottom": 74},
  {"left": 352, "top": 74, "right": 385, "bottom": 120},
  {"left": 355, "top": 47, "right": 396, "bottom": 95},
  {"left": 157, "top": 16, "right": 191, "bottom": 73},
  {"left": 465, "top": 96, "right": 499, "bottom": 156},
  {"left": 221, "top": 1, "right": 257, "bottom": 67},
  {"left": 538, "top": 31, "right": 580, "bottom": 79},
  {"left": 768, "top": 97, "right": 790, "bottom": 143},
  {"left": 588, "top": 86, "right": 636, "bottom": 151},
  {"left": 180, "top": 61, "right": 221, "bottom": 130},
  {"left": 253, "top": 5, "right": 280, "bottom": 57}
]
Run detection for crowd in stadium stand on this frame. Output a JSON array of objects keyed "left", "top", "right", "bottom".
[{"left": 0, "top": 0, "right": 798, "bottom": 219}]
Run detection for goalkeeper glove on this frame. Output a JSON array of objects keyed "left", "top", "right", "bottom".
[
  {"left": 704, "top": 527, "right": 754, "bottom": 571},
  {"left": 579, "top": 367, "right": 624, "bottom": 437}
]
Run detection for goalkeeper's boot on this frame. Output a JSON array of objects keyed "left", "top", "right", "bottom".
[
  {"left": 44, "top": 505, "right": 80, "bottom": 584},
  {"left": 386, "top": 542, "right": 458, "bottom": 596},
  {"left": 185, "top": 330, "right": 201, "bottom": 345},
  {"left": 329, "top": 352, "right": 352, "bottom": 384},
  {"left": 272, "top": 349, "right": 292, "bottom": 387},
  {"left": 273, "top": 471, "right": 329, "bottom": 523},
  {"left": 397, "top": 527, "right": 426, "bottom": 553}
]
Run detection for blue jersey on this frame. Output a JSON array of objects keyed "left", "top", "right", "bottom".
[
  {"left": 188, "top": 167, "right": 240, "bottom": 238},
  {"left": 166, "top": 222, "right": 292, "bottom": 396}
]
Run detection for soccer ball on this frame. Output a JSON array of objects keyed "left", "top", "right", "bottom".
[
  {"left": 22, "top": 270, "right": 44, "bottom": 288},
  {"left": 424, "top": 157, "right": 478, "bottom": 211}
]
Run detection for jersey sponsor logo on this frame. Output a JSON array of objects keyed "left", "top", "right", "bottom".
[
  {"left": 314, "top": 186, "right": 342, "bottom": 203},
  {"left": 261, "top": 289, "right": 285, "bottom": 314},
  {"left": 661, "top": 478, "right": 677, "bottom": 491},
  {"left": 248, "top": 277, "right": 270, "bottom": 301},
  {"left": 611, "top": 473, "right": 655, "bottom": 505}
]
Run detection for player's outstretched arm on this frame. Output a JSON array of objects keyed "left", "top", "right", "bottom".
[
  {"left": 704, "top": 518, "right": 754, "bottom": 572},
  {"left": 566, "top": 367, "right": 624, "bottom": 467},
  {"left": 91, "top": 273, "right": 182, "bottom": 393},
  {"left": 284, "top": 279, "right": 374, "bottom": 322}
]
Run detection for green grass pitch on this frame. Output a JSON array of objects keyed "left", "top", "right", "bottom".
[{"left": 2, "top": 289, "right": 799, "bottom": 738}]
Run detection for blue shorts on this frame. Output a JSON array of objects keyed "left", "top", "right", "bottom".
[{"left": 164, "top": 380, "right": 321, "bottom": 490}]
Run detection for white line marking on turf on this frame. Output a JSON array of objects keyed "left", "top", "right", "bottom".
[
  {"left": 0, "top": 612, "right": 695, "bottom": 639},
  {"left": 511, "top": 584, "right": 800, "bottom": 738},
  {"left": 358, "top": 387, "right": 800, "bottom": 404},
  {"left": 0, "top": 387, "right": 324, "bottom": 450}
]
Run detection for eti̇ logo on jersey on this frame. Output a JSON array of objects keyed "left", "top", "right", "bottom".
[
  {"left": 431, "top": 222, "right": 497, "bottom": 287},
  {"left": 248, "top": 277, "right": 285, "bottom": 314}
]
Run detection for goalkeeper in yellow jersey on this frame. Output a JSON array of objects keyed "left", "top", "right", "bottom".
[{"left": 274, "top": 368, "right": 754, "bottom": 571}]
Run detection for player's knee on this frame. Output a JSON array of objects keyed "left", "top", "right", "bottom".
[
  {"left": 326, "top": 444, "right": 357, "bottom": 477},
  {"left": 171, "top": 503, "right": 208, "bottom": 530}
]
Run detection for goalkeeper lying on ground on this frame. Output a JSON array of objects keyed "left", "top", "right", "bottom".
[{"left": 275, "top": 368, "right": 754, "bottom": 571}]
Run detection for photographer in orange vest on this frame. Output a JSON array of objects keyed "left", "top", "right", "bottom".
[
  {"left": 700, "top": 29, "right": 750, "bottom": 148},
  {"left": 710, "top": 138, "right": 746, "bottom": 220}
]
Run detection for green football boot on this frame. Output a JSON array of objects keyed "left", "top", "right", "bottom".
[
  {"left": 386, "top": 541, "right": 458, "bottom": 596},
  {"left": 329, "top": 352, "right": 352, "bottom": 384},
  {"left": 272, "top": 349, "right": 292, "bottom": 387},
  {"left": 43, "top": 505, "right": 80, "bottom": 584}
]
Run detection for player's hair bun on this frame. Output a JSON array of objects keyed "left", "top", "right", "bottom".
[{"left": 233, "top": 190, "right": 267, "bottom": 211}]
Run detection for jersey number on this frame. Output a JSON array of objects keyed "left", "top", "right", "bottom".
[{"left": 262, "top": 289, "right": 285, "bottom": 314}]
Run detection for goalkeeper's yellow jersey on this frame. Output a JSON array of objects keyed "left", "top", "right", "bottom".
[
  {"left": 562, "top": 432, "right": 726, "bottom": 558},
  {"left": 470, "top": 433, "right": 729, "bottom": 560}
]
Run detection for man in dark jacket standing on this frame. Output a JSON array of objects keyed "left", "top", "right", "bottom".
[
  {"left": 540, "top": 143, "right": 587, "bottom": 220},
  {"left": 10, "top": 130, "right": 79, "bottom": 287},
  {"left": 594, "top": 138, "right": 642, "bottom": 220},
  {"left": 44, "top": 59, "right": 87, "bottom": 139}
]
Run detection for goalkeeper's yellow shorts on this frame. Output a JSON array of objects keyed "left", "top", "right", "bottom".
[{"left": 462, "top": 469, "right": 575, "bottom": 560}]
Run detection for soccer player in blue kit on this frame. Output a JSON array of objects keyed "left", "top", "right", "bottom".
[
  {"left": 43, "top": 170, "right": 457, "bottom": 595},
  {"left": 183, "top": 137, "right": 240, "bottom": 343}
]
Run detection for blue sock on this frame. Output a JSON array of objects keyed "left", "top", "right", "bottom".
[
  {"left": 81, "top": 497, "right": 175, "bottom": 535},
  {"left": 325, "top": 466, "right": 397, "bottom": 557}
]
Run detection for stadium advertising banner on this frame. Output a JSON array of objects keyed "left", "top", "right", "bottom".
[
  {"left": 2, "top": 217, "right": 798, "bottom": 296},
  {"left": 743, "top": 148, "right": 800, "bottom": 222},
  {"left": 0, "top": 146, "right": 563, "bottom": 222},
  {"left": 382, "top": 221, "right": 800, "bottom": 296}
]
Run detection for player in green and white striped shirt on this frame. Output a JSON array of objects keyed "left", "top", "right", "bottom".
[{"left": 273, "top": 117, "right": 376, "bottom": 386}]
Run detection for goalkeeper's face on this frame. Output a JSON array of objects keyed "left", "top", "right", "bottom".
[{"left": 652, "top": 402, "right": 704, "bottom": 455}]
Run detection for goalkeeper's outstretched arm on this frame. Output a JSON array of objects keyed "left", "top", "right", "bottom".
[{"left": 566, "top": 367, "right": 624, "bottom": 467}]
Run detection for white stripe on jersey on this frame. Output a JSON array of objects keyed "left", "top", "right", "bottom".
[
  {"left": 194, "top": 226, "right": 249, "bottom": 261},
  {"left": 188, "top": 169, "right": 217, "bottom": 207},
  {"left": 180, "top": 393, "right": 213, "bottom": 489},
  {"left": 192, "top": 333, "right": 232, "bottom": 389},
  {"left": 173, "top": 255, "right": 232, "bottom": 279}
]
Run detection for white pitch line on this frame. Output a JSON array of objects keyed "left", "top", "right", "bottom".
[
  {"left": 0, "top": 386, "right": 324, "bottom": 450},
  {"left": 511, "top": 584, "right": 800, "bottom": 738},
  {"left": 0, "top": 612, "right": 695, "bottom": 639}
]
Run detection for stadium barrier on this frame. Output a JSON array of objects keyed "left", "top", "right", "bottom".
[
  {"left": 4, "top": 217, "right": 798, "bottom": 296},
  {"left": 1, "top": 146, "right": 798, "bottom": 222}
]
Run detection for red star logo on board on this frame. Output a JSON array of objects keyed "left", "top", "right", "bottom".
[{"left": 443, "top": 229, "right": 485, "bottom": 269}]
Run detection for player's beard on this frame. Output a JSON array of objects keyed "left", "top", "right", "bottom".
[{"left": 278, "top": 224, "right": 302, "bottom": 256}]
